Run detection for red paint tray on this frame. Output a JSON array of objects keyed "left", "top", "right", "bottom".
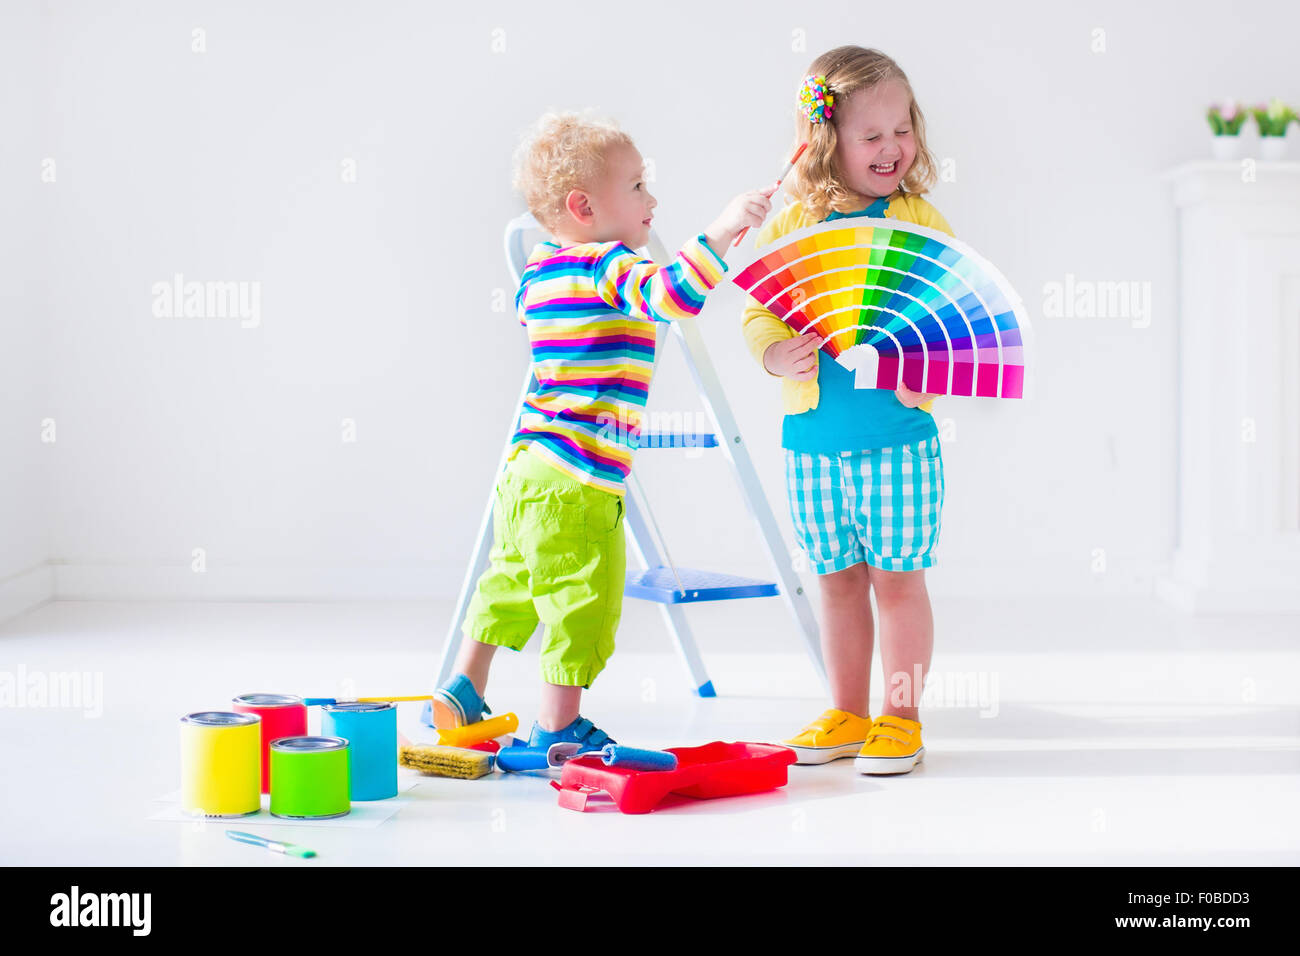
[{"left": 550, "top": 741, "right": 796, "bottom": 814}]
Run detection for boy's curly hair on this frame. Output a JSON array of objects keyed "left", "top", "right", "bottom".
[
  {"left": 512, "top": 111, "right": 635, "bottom": 234},
  {"left": 784, "top": 46, "right": 939, "bottom": 222}
]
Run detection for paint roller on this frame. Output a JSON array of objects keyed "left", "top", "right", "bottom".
[{"left": 496, "top": 742, "right": 678, "bottom": 773}]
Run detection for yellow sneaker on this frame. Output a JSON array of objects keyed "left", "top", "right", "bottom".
[
  {"left": 780, "top": 708, "right": 873, "bottom": 764},
  {"left": 855, "top": 715, "right": 925, "bottom": 775}
]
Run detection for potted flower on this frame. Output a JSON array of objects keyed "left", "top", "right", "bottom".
[
  {"left": 1207, "top": 100, "right": 1248, "bottom": 159},
  {"left": 1252, "top": 98, "right": 1297, "bottom": 160}
]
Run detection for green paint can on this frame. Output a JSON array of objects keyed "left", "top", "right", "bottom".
[{"left": 269, "top": 736, "right": 351, "bottom": 820}]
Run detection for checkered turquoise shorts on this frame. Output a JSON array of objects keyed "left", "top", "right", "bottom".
[{"left": 785, "top": 435, "right": 944, "bottom": 574}]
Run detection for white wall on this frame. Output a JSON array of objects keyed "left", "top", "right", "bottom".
[
  {"left": 4, "top": 0, "right": 1298, "bottom": 615},
  {"left": 0, "top": 2, "right": 54, "bottom": 620}
]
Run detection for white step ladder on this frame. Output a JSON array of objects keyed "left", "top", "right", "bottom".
[{"left": 435, "top": 214, "right": 825, "bottom": 696}]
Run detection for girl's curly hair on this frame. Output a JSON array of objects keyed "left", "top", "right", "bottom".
[{"left": 784, "top": 46, "right": 939, "bottom": 222}]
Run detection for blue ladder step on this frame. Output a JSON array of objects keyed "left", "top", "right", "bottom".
[
  {"left": 624, "top": 567, "right": 779, "bottom": 604},
  {"left": 638, "top": 432, "right": 719, "bottom": 449}
]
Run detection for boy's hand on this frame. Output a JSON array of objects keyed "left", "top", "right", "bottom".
[
  {"left": 763, "top": 331, "right": 822, "bottom": 380},
  {"left": 704, "top": 183, "right": 778, "bottom": 258},
  {"left": 895, "top": 383, "right": 940, "bottom": 408}
]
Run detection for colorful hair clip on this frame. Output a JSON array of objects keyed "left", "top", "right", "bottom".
[{"left": 798, "top": 74, "right": 834, "bottom": 124}]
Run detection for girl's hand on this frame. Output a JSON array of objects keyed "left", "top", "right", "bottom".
[
  {"left": 763, "top": 331, "right": 822, "bottom": 381},
  {"left": 895, "top": 383, "right": 940, "bottom": 408},
  {"left": 704, "top": 183, "right": 779, "bottom": 256}
]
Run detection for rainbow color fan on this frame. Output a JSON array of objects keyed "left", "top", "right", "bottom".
[{"left": 733, "top": 219, "right": 1030, "bottom": 398}]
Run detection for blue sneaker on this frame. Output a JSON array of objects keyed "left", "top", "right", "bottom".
[
  {"left": 425, "top": 673, "right": 492, "bottom": 729},
  {"left": 527, "top": 715, "right": 616, "bottom": 753}
]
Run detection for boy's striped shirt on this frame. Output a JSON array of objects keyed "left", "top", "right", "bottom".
[{"left": 510, "top": 234, "right": 727, "bottom": 495}]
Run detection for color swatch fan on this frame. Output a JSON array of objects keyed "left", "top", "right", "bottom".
[{"left": 733, "top": 219, "right": 1031, "bottom": 398}]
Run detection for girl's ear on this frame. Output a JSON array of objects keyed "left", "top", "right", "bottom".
[{"left": 563, "top": 189, "right": 594, "bottom": 225}]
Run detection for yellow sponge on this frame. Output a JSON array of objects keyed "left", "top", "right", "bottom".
[{"left": 399, "top": 743, "right": 494, "bottom": 780}]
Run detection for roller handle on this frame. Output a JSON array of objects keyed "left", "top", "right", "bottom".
[{"left": 495, "top": 747, "right": 551, "bottom": 773}]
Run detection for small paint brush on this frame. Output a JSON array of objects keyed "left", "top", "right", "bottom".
[
  {"left": 302, "top": 696, "right": 432, "bottom": 706},
  {"left": 733, "top": 141, "right": 808, "bottom": 247},
  {"left": 226, "top": 830, "right": 316, "bottom": 858}
]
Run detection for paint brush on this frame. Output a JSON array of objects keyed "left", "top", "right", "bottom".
[
  {"left": 302, "top": 696, "right": 432, "bottom": 706},
  {"left": 732, "top": 141, "right": 808, "bottom": 247},
  {"left": 226, "top": 830, "right": 316, "bottom": 858}
]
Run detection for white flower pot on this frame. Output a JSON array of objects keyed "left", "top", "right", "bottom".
[
  {"left": 1211, "top": 135, "right": 1243, "bottom": 160},
  {"left": 1260, "top": 132, "right": 1290, "bottom": 161}
]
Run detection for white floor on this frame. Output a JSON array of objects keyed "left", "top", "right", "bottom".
[{"left": 1, "top": 596, "right": 1297, "bottom": 866}]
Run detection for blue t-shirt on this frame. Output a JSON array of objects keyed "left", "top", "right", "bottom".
[{"left": 781, "top": 197, "right": 939, "bottom": 454}]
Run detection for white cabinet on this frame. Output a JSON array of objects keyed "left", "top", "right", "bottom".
[{"left": 1158, "top": 162, "right": 1300, "bottom": 612}]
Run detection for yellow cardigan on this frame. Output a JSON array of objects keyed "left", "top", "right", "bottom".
[{"left": 740, "top": 193, "right": 956, "bottom": 416}]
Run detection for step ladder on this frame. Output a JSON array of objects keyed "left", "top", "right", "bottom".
[{"left": 435, "top": 214, "right": 825, "bottom": 697}]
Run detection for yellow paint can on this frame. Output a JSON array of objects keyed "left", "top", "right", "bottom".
[{"left": 179, "top": 711, "right": 262, "bottom": 818}]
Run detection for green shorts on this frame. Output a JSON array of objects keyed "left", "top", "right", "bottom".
[{"left": 462, "top": 447, "right": 626, "bottom": 687}]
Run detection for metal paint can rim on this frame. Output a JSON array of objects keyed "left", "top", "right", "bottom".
[
  {"left": 181, "top": 711, "right": 260, "bottom": 727},
  {"left": 321, "top": 701, "right": 394, "bottom": 713},
  {"left": 232, "top": 693, "right": 304, "bottom": 708},
  {"left": 184, "top": 807, "right": 262, "bottom": 820},
  {"left": 270, "top": 735, "right": 349, "bottom": 752},
  {"left": 269, "top": 808, "right": 351, "bottom": 820}
]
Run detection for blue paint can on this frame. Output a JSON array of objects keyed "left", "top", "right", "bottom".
[{"left": 320, "top": 701, "right": 397, "bottom": 800}]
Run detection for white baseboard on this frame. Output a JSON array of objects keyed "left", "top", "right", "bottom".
[
  {"left": 0, "top": 564, "right": 55, "bottom": 625},
  {"left": 2, "top": 554, "right": 1286, "bottom": 627},
  {"left": 900, "top": 557, "right": 1159, "bottom": 599},
  {"left": 16, "top": 555, "right": 1161, "bottom": 608},
  {"left": 1156, "top": 545, "right": 1300, "bottom": 614},
  {"left": 46, "top": 561, "right": 466, "bottom": 603},
  {"left": 1156, "top": 573, "right": 1300, "bottom": 614}
]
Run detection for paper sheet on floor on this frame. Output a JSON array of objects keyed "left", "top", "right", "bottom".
[{"left": 147, "top": 779, "right": 419, "bottom": 829}]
